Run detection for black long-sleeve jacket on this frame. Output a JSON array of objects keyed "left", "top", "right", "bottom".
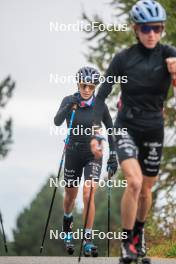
[
  {"left": 54, "top": 95, "right": 115, "bottom": 151},
  {"left": 93, "top": 42, "right": 176, "bottom": 131}
]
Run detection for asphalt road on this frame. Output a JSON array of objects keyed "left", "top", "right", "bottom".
[{"left": 0, "top": 257, "right": 175, "bottom": 264}]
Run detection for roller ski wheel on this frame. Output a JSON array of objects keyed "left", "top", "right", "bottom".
[
  {"left": 63, "top": 215, "right": 74, "bottom": 255},
  {"left": 83, "top": 242, "right": 98, "bottom": 257},
  {"left": 119, "top": 257, "right": 136, "bottom": 264},
  {"left": 119, "top": 257, "right": 151, "bottom": 264},
  {"left": 64, "top": 234, "right": 74, "bottom": 255},
  {"left": 136, "top": 257, "right": 151, "bottom": 264},
  {"left": 65, "top": 242, "right": 74, "bottom": 255},
  {"left": 91, "top": 245, "right": 98, "bottom": 257},
  {"left": 119, "top": 257, "right": 140, "bottom": 264}
]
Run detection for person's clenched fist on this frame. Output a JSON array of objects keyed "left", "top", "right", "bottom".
[
  {"left": 166, "top": 58, "right": 176, "bottom": 79},
  {"left": 90, "top": 138, "right": 103, "bottom": 160}
]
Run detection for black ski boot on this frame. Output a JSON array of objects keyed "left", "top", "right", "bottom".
[
  {"left": 83, "top": 232, "right": 98, "bottom": 257},
  {"left": 133, "top": 228, "right": 146, "bottom": 257},
  {"left": 119, "top": 241, "right": 138, "bottom": 263},
  {"left": 62, "top": 215, "right": 74, "bottom": 255}
]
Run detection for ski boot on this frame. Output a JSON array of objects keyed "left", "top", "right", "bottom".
[
  {"left": 133, "top": 229, "right": 151, "bottom": 264},
  {"left": 119, "top": 241, "right": 138, "bottom": 264},
  {"left": 83, "top": 232, "right": 98, "bottom": 257},
  {"left": 133, "top": 228, "right": 146, "bottom": 257},
  {"left": 62, "top": 215, "right": 74, "bottom": 255}
]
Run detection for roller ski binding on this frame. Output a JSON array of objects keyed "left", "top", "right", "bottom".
[
  {"left": 63, "top": 215, "right": 74, "bottom": 255},
  {"left": 83, "top": 232, "right": 98, "bottom": 257}
]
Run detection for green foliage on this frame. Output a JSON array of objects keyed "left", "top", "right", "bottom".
[
  {"left": 147, "top": 237, "right": 176, "bottom": 258},
  {"left": 148, "top": 243, "right": 174, "bottom": 257},
  {"left": 0, "top": 231, "right": 6, "bottom": 255},
  {"left": 166, "top": 244, "right": 176, "bottom": 257}
]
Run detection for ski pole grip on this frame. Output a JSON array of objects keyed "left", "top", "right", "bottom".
[{"left": 72, "top": 104, "right": 77, "bottom": 110}]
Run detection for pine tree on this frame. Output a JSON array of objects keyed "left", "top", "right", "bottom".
[{"left": 0, "top": 76, "right": 15, "bottom": 159}]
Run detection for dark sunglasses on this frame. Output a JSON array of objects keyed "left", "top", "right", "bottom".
[
  {"left": 80, "top": 83, "right": 95, "bottom": 91},
  {"left": 138, "top": 24, "right": 164, "bottom": 34}
]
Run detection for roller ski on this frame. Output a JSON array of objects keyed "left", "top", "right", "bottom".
[
  {"left": 119, "top": 256, "right": 151, "bottom": 264},
  {"left": 136, "top": 257, "right": 151, "bottom": 264},
  {"left": 83, "top": 233, "right": 98, "bottom": 257},
  {"left": 120, "top": 256, "right": 151, "bottom": 264},
  {"left": 63, "top": 215, "right": 74, "bottom": 255}
]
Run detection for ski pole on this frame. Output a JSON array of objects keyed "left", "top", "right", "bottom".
[
  {"left": 78, "top": 179, "right": 94, "bottom": 262},
  {"left": 40, "top": 105, "right": 77, "bottom": 254},
  {"left": 107, "top": 170, "right": 112, "bottom": 257},
  {"left": 0, "top": 212, "right": 8, "bottom": 253}
]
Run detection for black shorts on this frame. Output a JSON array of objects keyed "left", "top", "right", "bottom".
[
  {"left": 64, "top": 142, "right": 102, "bottom": 187},
  {"left": 115, "top": 123, "right": 164, "bottom": 177}
]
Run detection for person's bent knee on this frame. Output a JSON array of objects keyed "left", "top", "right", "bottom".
[
  {"left": 65, "top": 187, "right": 78, "bottom": 200},
  {"left": 65, "top": 194, "right": 76, "bottom": 203},
  {"left": 127, "top": 178, "right": 143, "bottom": 196},
  {"left": 141, "top": 184, "right": 153, "bottom": 195},
  {"left": 140, "top": 175, "right": 158, "bottom": 196}
]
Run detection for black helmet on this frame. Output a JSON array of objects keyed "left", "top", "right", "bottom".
[{"left": 76, "top": 66, "right": 100, "bottom": 85}]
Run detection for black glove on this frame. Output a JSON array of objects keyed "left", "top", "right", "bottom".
[
  {"left": 107, "top": 151, "right": 118, "bottom": 177},
  {"left": 67, "top": 93, "right": 80, "bottom": 108}
]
